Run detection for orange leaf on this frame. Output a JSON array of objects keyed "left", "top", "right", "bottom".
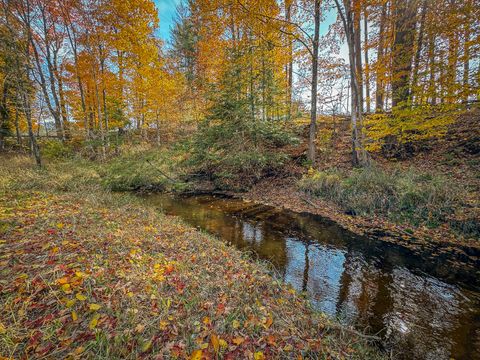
[
  {"left": 211, "top": 333, "right": 219, "bottom": 353},
  {"left": 189, "top": 349, "right": 202, "bottom": 360},
  {"left": 232, "top": 337, "right": 245, "bottom": 345}
]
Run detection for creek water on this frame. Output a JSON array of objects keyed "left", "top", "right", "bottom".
[{"left": 142, "top": 193, "right": 480, "bottom": 360}]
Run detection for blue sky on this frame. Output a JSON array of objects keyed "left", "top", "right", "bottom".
[{"left": 154, "top": 0, "right": 181, "bottom": 43}]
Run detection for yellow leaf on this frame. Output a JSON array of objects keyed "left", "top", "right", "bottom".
[
  {"left": 211, "top": 333, "right": 219, "bottom": 353},
  {"left": 76, "top": 293, "right": 86, "bottom": 301},
  {"left": 159, "top": 320, "right": 169, "bottom": 330},
  {"left": 89, "top": 303, "right": 101, "bottom": 311},
  {"left": 189, "top": 349, "right": 202, "bottom": 360},
  {"left": 127, "top": 292, "right": 134, "bottom": 297},
  {"left": 232, "top": 319, "right": 240, "bottom": 329},
  {"left": 61, "top": 283, "right": 71, "bottom": 293},
  {"left": 0, "top": 322, "right": 6, "bottom": 334},
  {"left": 89, "top": 314, "right": 100, "bottom": 329},
  {"left": 66, "top": 299, "right": 76, "bottom": 308},
  {"left": 254, "top": 351, "right": 265, "bottom": 360},
  {"left": 135, "top": 324, "right": 145, "bottom": 333},
  {"left": 264, "top": 315, "right": 273, "bottom": 329},
  {"left": 57, "top": 223, "right": 64, "bottom": 229},
  {"left": 219, "top": 339, "right": 227, "bottom": 349},
  {"left": 141, "top": 340, "right": 152, "bottom": 352},
  {"left": 202, "top": 316, "right": 210, "bottom": 325},
  {"left": 71, "top": 311, "right": 78, "bottom": 321},
  {"left": 75, "top": 271, "right": 86, "bottom": 278}
]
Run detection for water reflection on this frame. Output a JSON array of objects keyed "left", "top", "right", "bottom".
[{"left": 142, "top": 194, "right": 480, "bottom": 360}]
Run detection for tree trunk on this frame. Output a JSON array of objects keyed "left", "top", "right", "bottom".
[
  {"left": 391, "top": 0, "right": 416, "bottom": 107},
  {"left": 363, "top": 6, "right": 370, "bottom": 113},
  {"left": 307, "top": 0, "right": 321, "bottom": 163},
  {"left": 15, "top": 108, "right": 21, "bottom": 145},
  {"left": 375, "top": 2, "right": 387, "bottom": 112},
  {"left": 428, "top": 30, "right": 436, "bottom": 105},
  {"left": 285, "top": 0, "right": 293, "bottom": 119},
  {"left": 40, "top": 6, "right": 65, "bottom": 140},
  {"left": 93, "top": 68, "right": 106, "bottom": 160},
  {"left": 354, "top": 4, "right": 363, "bottom": 113},
  {"left": 23, "top": 92, "right": 41, "bottom": 167},
  {"left": 334, "top": 0, "right": 365, "bottom": 166},
  {"left": 64, "top": 19, "right": 89, "bottom": 140},
  {"left": 463, "top": 21, "right": 470, "bottom": 103},
  {"left": 156, "top": 112, "right": 161, "bottom": 146},
  {"left": 411, "top": 0, "right": 427, "bottom": 104},
  {"left": 0, "top": 83, "right": 9, "bottom": 151}
]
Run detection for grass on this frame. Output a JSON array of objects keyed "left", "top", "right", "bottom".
[
  {"left": 0, "top": 155, "right": 382, "bottom": 359},
  {"left": 298, "top": 165, "right": 467, "bottom": 231}
]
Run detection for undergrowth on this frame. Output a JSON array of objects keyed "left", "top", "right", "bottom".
[
  {"left": 185, "top": 119, "right": 298, "bottom": 191},
  {"left": 298, "top": 165, "right": 466, "bottom": 231}
]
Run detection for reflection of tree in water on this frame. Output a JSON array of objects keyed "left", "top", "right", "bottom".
[{"left": 146, "top": 194, "right": 480, "bottom": 360}]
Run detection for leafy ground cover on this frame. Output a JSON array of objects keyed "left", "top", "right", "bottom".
[{"left": 0, "top": 156, "right": 380, "bottom": 359}]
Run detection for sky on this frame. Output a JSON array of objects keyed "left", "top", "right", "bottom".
[{"left": 154, "top": 0, "right": 181, "bottom": 43}]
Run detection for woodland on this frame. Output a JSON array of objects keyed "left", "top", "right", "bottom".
[{"left": 0, "top": 0, "right": 479, "bottom": 358}]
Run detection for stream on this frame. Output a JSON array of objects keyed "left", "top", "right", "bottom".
[{"left": 142, "top": 193, "right": 480, "bottom": 360}]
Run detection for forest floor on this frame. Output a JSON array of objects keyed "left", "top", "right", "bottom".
[
  {"left": 0, "top": 157, "right": 381, "bottom": 359},
  {"left": 242, "top": 108, "right": 480, "bottom": 256}
]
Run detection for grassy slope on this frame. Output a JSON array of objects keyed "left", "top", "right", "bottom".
[{"left": 0, "top": 156, "right": 381, "bottom": 359}]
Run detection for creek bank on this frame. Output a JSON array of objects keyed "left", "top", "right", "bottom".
[
  {"left": 241, "top": 177, "right": 480, "bottom": 283},
  {"left": 175, "top": 176, "right": 480, "bottom": 288}
]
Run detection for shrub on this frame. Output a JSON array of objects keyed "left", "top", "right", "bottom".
[
  {"left": 40, "top": 139, "right": 74, "bottom": 159},
  {"left": 186, "top": 119, "right": 298, "bottom": 190},
  {"left": 99, "top": 150, "right": 180, "bottom": 191},
  {"left": 298, "top": 168, "right": 343, "bottom": 199}
]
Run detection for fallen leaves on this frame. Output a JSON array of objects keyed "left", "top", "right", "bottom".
[
  {"left": 189, "top": 349, "right": 202, "bottom": 360},
  {"left": 0, "top": 189, "right": 378, "bottom": 359},
  {"left": 232, "top": 337, "right": 245, "bottom": 345},
  {"left": 88, "top": 303, "right": 101, "bottom": 311},
  {"left": 75, "top": 293, "right": 86, "bottom": 301},
  {"left": 89, "top": 314, "right": 100, "bottom": 330},
  {"left": 254, "top": 351, "right": 265, "bottom": 360}
]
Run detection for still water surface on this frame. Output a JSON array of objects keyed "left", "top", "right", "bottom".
[{"left": 142, "top": 194, "right": 480, "bottom": 360}]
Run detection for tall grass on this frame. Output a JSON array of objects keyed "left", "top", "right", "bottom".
[{"left": 298, "top": 166, "right": 464, "bottom": 228}]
